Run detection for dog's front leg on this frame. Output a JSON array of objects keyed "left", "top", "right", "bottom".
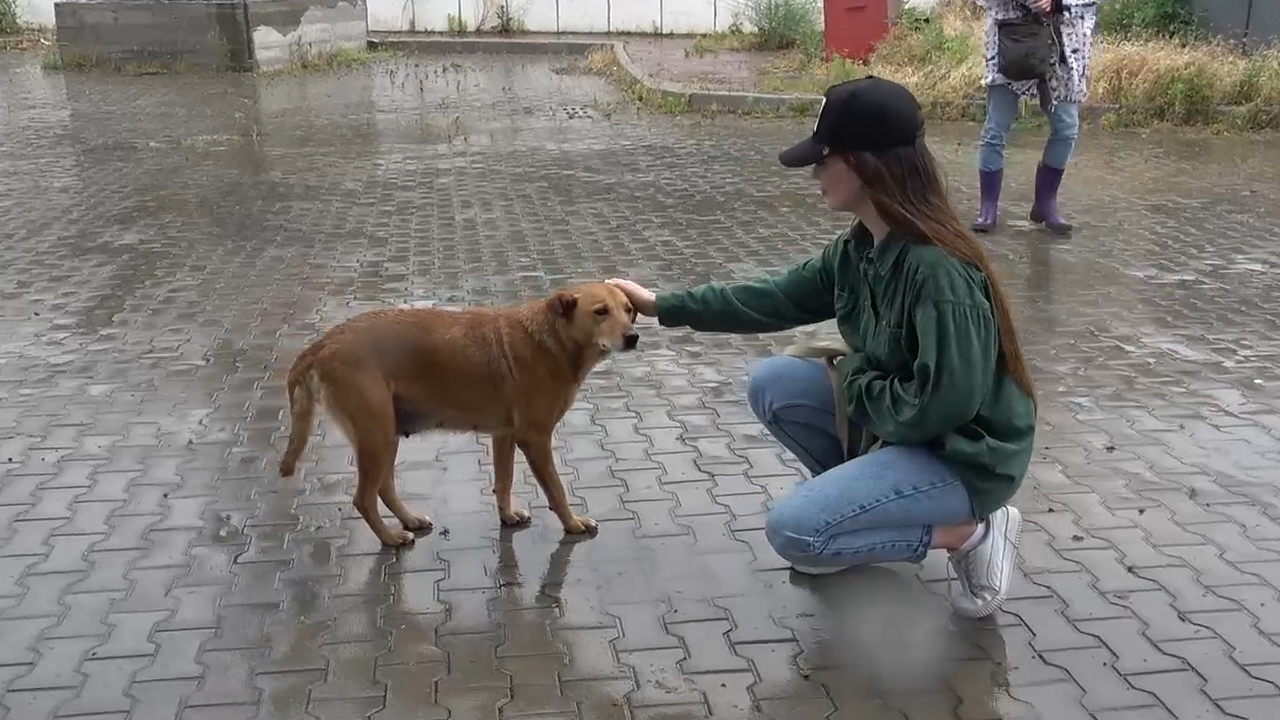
[
  {"left": 517, "top": 436, "right": 597, "bottom": 535},
  {"left": 493, "top": 433, "right": 532, "bottom": 526}
]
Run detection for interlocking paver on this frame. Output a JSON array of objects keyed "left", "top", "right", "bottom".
[{"left": 5, "top": 48, "right": 1280, "bottom": 719}]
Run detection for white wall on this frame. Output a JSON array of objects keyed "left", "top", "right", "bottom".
[
  {"left": 364, "top": 0, "right": 935, "bottom": 34},
  {"left": 19, "top": 0, "right": 746, "bottom": 34},
  {"left": 21, "top": 0, "right": 932, "bottom": 38},
  {"left": 16, "top": 0, "right": 55, "bottom": 28},
  {"left": 366, "top": 0, "right": 752, "bottom": 34}
]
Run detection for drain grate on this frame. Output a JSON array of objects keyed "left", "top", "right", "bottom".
[{"left": 558, "top": 105, "right": 597, "bottom": 120}]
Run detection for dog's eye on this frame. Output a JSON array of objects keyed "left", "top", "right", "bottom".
[{"left": 593, "top": 306, "right": 609, "bottom": 316}]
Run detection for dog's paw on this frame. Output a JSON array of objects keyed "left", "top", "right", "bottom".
[
  {"left": 401, "top": 513, "right": 434, "bottom": 532},
  {"left": 381, "top": 529, "right": 417, "bottom": 547},
  {"left": 500, "top": 508, "right": 532, "bottom": 526},
  {"left": 563, "top": 515, "right": 599, "bottom": 536}
]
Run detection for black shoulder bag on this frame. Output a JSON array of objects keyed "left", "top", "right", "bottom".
[{"left": 995, "top": 6, "right": 1058, "bottom": 82}]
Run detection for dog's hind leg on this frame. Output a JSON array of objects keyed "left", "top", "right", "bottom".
[
  {"left": 377, "top": 434, "right": 433, "bottom": 534},
  {"left": 492, "top": 433, "right": 531, "bottom": 526},
  {"left": 517, "top": 435, "right": 597, "bottom": 536},
  {"left": 332, "top": 376, "right": 417, "bottom": 547},
  {"left": 353, "top": 443, "right": 415, "bottom": 547}
]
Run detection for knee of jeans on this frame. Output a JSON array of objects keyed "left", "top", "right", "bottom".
[
  {"left": 979, "top": 123, "right": 1008, "bottom": 147},
  {"left": 1050, "top": 107, "right": 1081, "bottom": 141},
  {"left": 747, "top": 355, "right": 801, "bottom": 424},
  {"left": 1051, "top": 123, "right": 1080, "bottom": 144},
  {"left": 981, "top": 100, "right": 1015, "bottom": 146},
  {"left": 764, "top": 499, "right": 820, "bottom": 562}
]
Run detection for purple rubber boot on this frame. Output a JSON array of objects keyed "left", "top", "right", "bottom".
[
  {"left": 970, "top": 168, "right": 1003, "bottom": 233},
  {"left": 1028, "top": 163, "right": 1073, "bottom": 235}
]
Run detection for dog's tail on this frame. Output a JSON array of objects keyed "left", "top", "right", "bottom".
[{"left": 279, "top": 345, "right": 323, "bottom": 478}]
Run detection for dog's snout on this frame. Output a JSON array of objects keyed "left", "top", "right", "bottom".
[{"left": 622, "top": 332, "right": 640, "bottom": 350}]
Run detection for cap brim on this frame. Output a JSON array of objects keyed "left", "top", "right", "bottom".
[{"left": 778, "top": 137, "right": 827, "bottom": 168}]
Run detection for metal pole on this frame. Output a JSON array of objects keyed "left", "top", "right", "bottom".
[{"left": 1243, "top": 0, "right": 1253, "bottom": 49}]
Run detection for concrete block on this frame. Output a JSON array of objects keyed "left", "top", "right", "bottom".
[
  {"left": 1191, "top": 0, "right": 1251, "bottom": 45},
  {"left": 1242, "top": 0, "right": 1280, "bottom": 46},
  {"left": 249, "top": 0, "right": 368, "bottom": 70},
  {"left": 52, "top": 0, "right": 369, "bottom": 72},
  {"left": 53, "top": 0, "right": 253, "bottom": 71}
]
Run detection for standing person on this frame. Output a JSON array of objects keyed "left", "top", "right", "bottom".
[
  {"left": 970, "top": 0, "right": 1100, "bottom": 235},
  {"left": 607, "top": 76, "right": 1037, "bottom": 619}
]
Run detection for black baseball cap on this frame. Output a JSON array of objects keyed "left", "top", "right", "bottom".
[{"left": 778, "top": 75, "right": 927, "bottom": 168}]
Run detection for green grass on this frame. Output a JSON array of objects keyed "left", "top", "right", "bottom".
[
  {"left": 271, "top": 45, "right": 391, "bottom": 74},
  {"left": 686, "top": 0, "right": 1280, "bottom": 129},
  {"left": 0, "top": 0, "right": 22, "bottom": 38}
]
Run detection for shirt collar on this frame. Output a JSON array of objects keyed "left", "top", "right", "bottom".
[{"left": 848, "top": 221, "right": 910, "bottom": 270}]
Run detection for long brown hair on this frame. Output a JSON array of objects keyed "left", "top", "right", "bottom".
[{"left": 843, "top": 142, "right": 1036, "bottom": 406}]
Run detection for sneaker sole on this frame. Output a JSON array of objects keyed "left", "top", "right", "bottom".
[
  {"left": 791, "top": 564, "right": 849, "bottom": 576},
  {"left": 959, "top": 507, "right": 1024, "bottom": 620}
]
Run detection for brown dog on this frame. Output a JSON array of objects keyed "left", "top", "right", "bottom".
[{"left": 277, "top": 282, "right": 640, "bottom": 546}]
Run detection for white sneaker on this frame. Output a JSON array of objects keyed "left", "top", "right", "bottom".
[
  {"left": 948, "top": 505, "right": 1023, "bottom": 619},
  {"left": 791, "top": 564, "right": 849, "bottom": 576}
]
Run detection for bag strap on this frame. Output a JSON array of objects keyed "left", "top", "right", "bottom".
[
  {"left": 1014, "top": 1, "right": 1044, "bottom": 19},
  {"left": 781, "top": 340, "right": 882, "bottom": 461}
]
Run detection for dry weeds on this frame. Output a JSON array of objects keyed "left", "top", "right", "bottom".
[{"left": 756, "top": 0, "right": 1280, "bottom": 128}]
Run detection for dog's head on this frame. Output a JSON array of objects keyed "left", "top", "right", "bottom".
[{"left": 546, "top": 282, "right": 640, "bottom": 355}]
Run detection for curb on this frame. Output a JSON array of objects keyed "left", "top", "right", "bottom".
[
  {"left": 607, "top": 42, "right": 823, "bottom": 114},
  {"left": 367, "top": 33, "right": 824, "bottom": 114},
  {"left": 367, "top": 34, "right": 1280, "bottom": 128},
  {"left": 369, "top": 35, "right": 610, "bottom": 58}
]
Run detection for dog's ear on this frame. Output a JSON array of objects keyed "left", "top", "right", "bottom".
[{"left": 547, "top": 291, "right": 578, "bottom": 319}]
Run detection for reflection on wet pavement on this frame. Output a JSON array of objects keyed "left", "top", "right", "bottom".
[{"left": 3, "top": 50, "right": 1280, "bottom": 719}]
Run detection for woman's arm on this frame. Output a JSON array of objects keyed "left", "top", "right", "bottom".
[
  {"left": 842, "top": 297, "right": 998, "bottom": 445},
  {"left": 651, "top": 241, "right": 840, "bottom": 335}
]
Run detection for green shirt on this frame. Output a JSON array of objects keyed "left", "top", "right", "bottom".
[{"left": 653, "top": 224, "right": 1036, "bottom": 519}]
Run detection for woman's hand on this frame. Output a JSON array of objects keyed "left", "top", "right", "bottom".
[
  {"left": 604, "top": 278, "right": 658, "bottom": 317},
  {"left": 1030, "top": 0, "right": 1053, "bottom": 12}
]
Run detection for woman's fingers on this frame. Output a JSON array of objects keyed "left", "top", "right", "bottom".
[{"left": 605, "top": 278, "right": 658, "bottom": 316}]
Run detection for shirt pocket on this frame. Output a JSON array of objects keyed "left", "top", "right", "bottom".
[
  {"left": 834, "top": 288, "right": 874, "bottom": 349},
  {"left": 867, "top": 324, "right": 914, "bottom": 375}
]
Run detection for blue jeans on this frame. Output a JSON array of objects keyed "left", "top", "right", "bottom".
[
  {"left": 749, "top": 356, "right": 975, "bottom": 569},
  {"left": 978, "top": 83, "right": 1080, "bottom": 172}
]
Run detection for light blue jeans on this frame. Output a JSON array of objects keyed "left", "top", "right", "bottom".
[
  {"left": 750, "top": 356, "right": 976, "bottom": 569},
  {"left": 978, "top": 83, "right": 1080, "bottom": 172}
]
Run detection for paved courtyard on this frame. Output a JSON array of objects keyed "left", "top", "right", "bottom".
[{"left": 4, "top": 50, "right": 1280, "bottom": 720}]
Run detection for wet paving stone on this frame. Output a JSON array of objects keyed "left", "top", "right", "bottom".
[{"left": 3, "top": 51, "right": 1280, "bottom": 719}]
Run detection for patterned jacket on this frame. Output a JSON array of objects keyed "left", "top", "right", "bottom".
[{"left": 977, "top": 0, "right": 1100, "bottom": 105}]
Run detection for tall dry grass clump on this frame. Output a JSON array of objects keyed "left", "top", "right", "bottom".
[
  {"left": 865, "top": 0, "right": 987, "bottom": 116},
  {"left": 765, "top": 0, "right": 1280, "bottom": 128},
  {"left": 1091, "top": 37, "right": 1280, "bottom": 125},
  {"left": 744, "top": 0, "right": 823, "bottom": 52},
  {"left": 754, "top": 0, "right": 987, "bottom": 118}
]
